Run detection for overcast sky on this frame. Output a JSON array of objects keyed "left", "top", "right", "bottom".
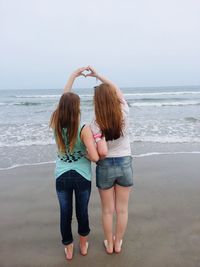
[{"left": 0, "top": 0, "right": 200, "bottom": 89}]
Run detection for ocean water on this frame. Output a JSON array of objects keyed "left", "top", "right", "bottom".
[{"left": 0, "top": 86, "right": 200, "bottom": 169}]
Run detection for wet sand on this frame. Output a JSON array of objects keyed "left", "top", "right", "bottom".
[{"left": 0, "top": 154, "right": 200, "bottom": 267}]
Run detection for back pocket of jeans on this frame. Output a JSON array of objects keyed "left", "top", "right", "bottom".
[{"left": 121, "top": 164, "right": 133, "bottom": 185}]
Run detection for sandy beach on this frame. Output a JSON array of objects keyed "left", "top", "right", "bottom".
[{"left": 0, "top": 154, "right": 200, "bottom": 267}]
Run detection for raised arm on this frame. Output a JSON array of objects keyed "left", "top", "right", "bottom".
[
  {"left": 63, "top": 67, "right": 88, "bottom": 93},
  {"left": 86, "top": 66, "right": 124, "bottom": 99}
]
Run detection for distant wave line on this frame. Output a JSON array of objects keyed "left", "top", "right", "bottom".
[
  {"left": 124, "top": 91, "right": 200, "bottom": 96},
  {"left": 0, "top": 102, "right": 44, "bottom": 106},
  {"left": 129, "top": 101, "right": 200, "bottom": 107},
  {"left": 1, "top": 99, "right": 200, "bottom": 107},
  {"left": 12, "top": 94, "right": 92, "bottom": 98},
  {"left": 9, "top": 91, "right": 200, "bottom": 99},
  {"left": 1, "top": 137, "right": 200, "bottom": 148}
]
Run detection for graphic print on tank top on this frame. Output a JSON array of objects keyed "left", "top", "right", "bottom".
[
  {"left": 58, "top": 149, "right": 85, "bottom": 163},
  {"left": 57, "top": 125, "right": 86, "bottom": 163}
]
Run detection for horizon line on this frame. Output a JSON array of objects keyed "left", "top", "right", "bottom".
[{"left": 0, "top": 84, "right": 200, "bottom": 90}]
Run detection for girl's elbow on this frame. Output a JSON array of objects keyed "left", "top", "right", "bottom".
[
  {"left": 91, "top": 154, "right": 99, "bottom": 162},
  {"left": 87, "top": 151, "right": 99, "bottom": 162},
  {"left": 99, "top": 148, "right": 108, "bottom": 159}
]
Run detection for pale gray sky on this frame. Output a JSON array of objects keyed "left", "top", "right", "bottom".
[{"left": 0, "top": 0, "right": 200, "bottom": 89}]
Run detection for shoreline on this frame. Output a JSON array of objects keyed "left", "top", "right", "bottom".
[{"left": 0, "top": 150, "right": 200, "bottom": 171}]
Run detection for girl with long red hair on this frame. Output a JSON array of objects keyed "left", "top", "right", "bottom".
[{"left": 88, "top": 66, "right": 133, "bottom": 254}]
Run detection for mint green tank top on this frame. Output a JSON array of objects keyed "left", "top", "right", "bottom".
[{"left": 55, "top": 126, "right": 92, "bottom": 181}]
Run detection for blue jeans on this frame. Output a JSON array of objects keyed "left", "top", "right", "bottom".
[{"left": 56, "top": 170, "right": 91, "bottom": 245}]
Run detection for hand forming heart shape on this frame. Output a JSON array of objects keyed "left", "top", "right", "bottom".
[
  {"left": 81, "top": 70, "right": 90, "bottom": 77},
  {"left": 76, "top": 66, "right": 98, "bottom": 78}
]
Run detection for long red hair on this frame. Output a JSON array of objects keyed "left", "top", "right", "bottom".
[
  {"left": 93, "top": 83, "right": 124, "bottom": 141},
  {"left": 50, "top": 92, "right": 80, "bottom": 153}
]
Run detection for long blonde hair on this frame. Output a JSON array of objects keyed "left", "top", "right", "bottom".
[
  {"left": 94, "top": 83, "right": 124, "bottom": 141},
  {"left": 50, "top": 92, "right": 80, "bottom": 153}
]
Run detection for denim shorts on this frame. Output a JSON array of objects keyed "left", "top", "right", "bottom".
[{"left": 96, "top": 156, "right": 133, "bottom": 189}]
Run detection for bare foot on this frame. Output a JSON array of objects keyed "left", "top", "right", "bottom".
[
  {"left": 64, "top": 243, "right": 74, "bottom": 260},
  {"left": 114, "top": 239, "right": 123, "bottom": 253},
  {"left": 79, "top": 235, "right": 89, "bottom": 256},
  {"left": 104, "top": 240, "right": 113, "bottom": 254}
]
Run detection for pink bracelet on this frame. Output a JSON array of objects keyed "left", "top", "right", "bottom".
[{"left": 93, "top": 133, "right": 102, "bottom": 139}]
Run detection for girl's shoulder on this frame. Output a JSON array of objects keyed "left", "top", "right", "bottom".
[
  {"left": 80, "top": 124, "right": 92, "bottom": 136},
  {"left": 79, "top": 124, "right": 92, "bottom": 141},
  {"left": 90, "top": 119, "right": 101, "bottom": 134},
  {"left": 80, "top": 124, "right": 86, "bottom": 134}
]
